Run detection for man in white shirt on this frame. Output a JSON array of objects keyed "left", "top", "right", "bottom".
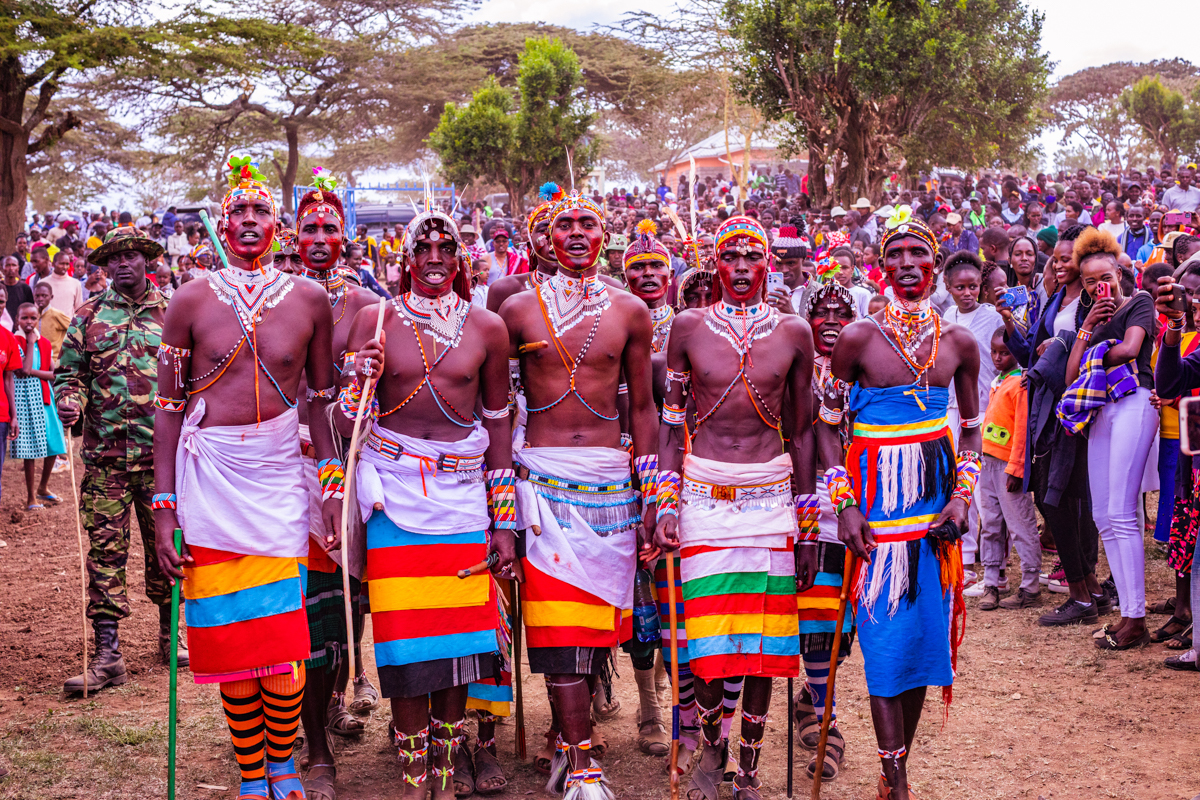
[
  {"left": 1162, "top": 167, "right": 1200, "bottom": 213},
  {"left": 41, "top": 250, "right": 84, "bottom": 315},
  {"left": 166, "top": 220, "right": 190, "bottom": 267}
]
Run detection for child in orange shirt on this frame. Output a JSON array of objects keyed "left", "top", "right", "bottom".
[{"left": 976, "top": 327, "right": 1043, "bottom": 611}]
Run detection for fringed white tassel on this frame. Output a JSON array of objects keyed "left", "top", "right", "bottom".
[
  {"left": 546, "top": 738, "right": 569, "bottom": 794},
  {"left": 877, "top": 444, "right": 924, "bottom": 514},
  {"left": 562, "top": 762, "right": 614, "bottom": 800},
  {"left": 857, "top": 540, "right": 910, "bottom": 620}
]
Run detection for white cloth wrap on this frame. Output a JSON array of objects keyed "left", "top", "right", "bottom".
[
  {"left": 298, "top": 423, "right": 365, "bottom": 579},
  {"left": 355, "top": 420, "right": 490, "bottom": 534},
  {"left": 516, "top": 446, "right": 638, "bottom": 609},
  {"left": 176, "top": 398, "right": 309, "bottom": 557},
  {"left": 679, "top": 453, "right": 796, "bottom": 549}
]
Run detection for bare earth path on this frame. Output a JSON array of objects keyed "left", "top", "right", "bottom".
[{"left": 0, "top": 455, "right": 1196, "bottom": 799}]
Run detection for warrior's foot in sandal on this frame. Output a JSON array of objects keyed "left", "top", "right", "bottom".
[
  {"left": 805, "top": 725, "right": 845, "bottom": 781},
  {"left": 592, "top": 693, "right": 621, "bottom": 722},
  {"left": 1166, "top": 624, "right": 1194, "bottom": 650},
  {"left": 348, "top": 674, "right": 378, "bottom": 714},
  {"left": 796, "top": 713, "right": 821, "bottom": 750},
  {"left": 473, "top": 745, "right": 508, "bottom": 795},
  {"left": 638, "top": 719, "right": 670, "bottom": 756},
  {"left": 589, "top": 729, "right": 607, "bottom": 759},
  {"left": 305, "top": 764, "right": 336, "bottom": 800},
  {"left": 452, "top": 745, "right": 474, "bottom": 798},
  {"left": 686, "top": 741, "right": 726, "bottom": 800},
  {"left": 731, "top": 776, "right": 763, "bottom": 800},
  {"left": 1150, "top": 597, "right": 1177, "bottom": 615},
  {"left": 534, "top": 729, "right": 557, "bottom": 775},
  {"left": 327, "top": 701, "right": 364, "bottom": 738}
]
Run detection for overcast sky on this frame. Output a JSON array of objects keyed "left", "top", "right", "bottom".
[{"left": 475, "top": 0, "right": 1195, "bottom": 80}]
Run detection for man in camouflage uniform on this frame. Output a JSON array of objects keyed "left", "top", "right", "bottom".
[{"left": 55, "top": 226, "right": 187, "bottom": 694}]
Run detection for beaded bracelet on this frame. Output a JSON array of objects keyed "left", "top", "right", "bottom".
[
  {"left": 794, "top": 493, "right": 819, "bottom": 542},
  {"left": 662, "top": 403, "right": 686, "bottom": 427},
  {"left": 342, "top": 352, "right": 357, "bottom": 375},
  {"left": 656, "top": 469, "right": 681, "bottom": 520},
  {"left": 633, "top": 454, "right": 658, "bottom": 502},
  {"left": 952, "top": 450, "right": 982, "bottom": 504},
  {"left": 317, "top": 458, "right": 346, "bottom": 502},
  {"left": 1167, "top": 316, "right": 1186, "bottom": 332},
  {"left": 154, "top": 395, "right": 187, "bottom": 413},
  {"left": 481, "top": 406, "right": 510, "bottom": 420},
  {"left": 485, "top": 469, "right": 518, "bottom": 530},
  {"left": 306, "top": 385, "right": 337, "bottom": 402},
  {"left": 1076, "top": 328, "right": 1092, "bottom": 344},
  {"left": 817, "top": 402, "right": 843, "bottom": 425},
  {"left": 337, "top": 376, "right": 376, "bottom": 420},
  {"left": 151, "top": 493, "right": 177, "bottom": 510},
  {"left": 824, "top": 466, "right": 857, "bottom": 514}
]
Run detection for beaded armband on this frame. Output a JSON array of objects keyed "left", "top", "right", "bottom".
[
  {"left": 1167, "top": 316, "right": 1186, "bottom": 332},
  {"left": 618, "top": 382, "right": 629, "bottom": 395},
  {"left": 824, "top": 466, "right": 857, "bottom": 514},
  {"left": 817, "top": 401, "right": 843, "bottom": 425},
  {"left": 656, "top": 469, "right": 681, "bottom": 520},
  {"left": 337, "top": 375, "right": 377, "bottom": 421},
  {"left": 485, "top": 469, "right": 517, "bottom": 530},
  {"left": 666, "top": 369, "right": 691, "bottom": 394},
  {"left": 154, "top": 395, "right": 187, "bottom": 413},
  {"left": 151, "top": 493, "right": 177, "bottom": 510},
  {"left": 481, "top": 406, "right": 510, "bottom": 420},
  {"left": 960, "top": 414, "right": 983, "bottom": 429},
  {"left": 620, "top": 432, "right": 634, "bottom": 454},
  {"left": 794, "top": 493, "right": 819, "bottom": 543},
  {"left": 952, "top": 450, "right": 982, "bottom": 504},
  {"left": 317, "top": 458, "right": 346, "bottom": 502},
  {"left": 158, "top": 344, "right": 192, "bottom": 391},
  {"left": 306, "top": 385, "right": 337, "bottom": 402},
  {"left": 633, "top": 454, "right": 658, "bottom": 502},
  {"left": 662, "top": 403, "right": 686, "bottom": 427},
  {"left": 342, "top": 352, "right": 357, "bottom": 375}
]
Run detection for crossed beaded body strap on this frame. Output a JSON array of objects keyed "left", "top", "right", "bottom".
[
  {"left": 692, "top": 311, "right": 782, "bottom": 437},
  {"left": 377, "top": 300, "right": 474, "bottom": 427},
  {"left": 527, "top": 287, "right": 619, "bottom": 421}
]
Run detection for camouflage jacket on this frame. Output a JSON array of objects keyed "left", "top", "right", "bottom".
[{"left": 54, "top": 283, "right": 167, "bottom": 470}]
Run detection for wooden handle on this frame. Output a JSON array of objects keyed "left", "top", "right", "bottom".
[
  {"left": 811, "top": 554, "right": 857, "bottom": 799},
  {"left": 667, "top": 554, "right": 681, "bottom": 800},
  {"left": 518, "top": 341, "right": 549, "bottom": 354}
]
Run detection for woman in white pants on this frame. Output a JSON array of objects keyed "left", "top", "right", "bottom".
[{"left": 1066, "top": 228, "right": 1158, "bottom": 650}]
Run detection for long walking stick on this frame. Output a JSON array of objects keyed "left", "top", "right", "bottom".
[
  {"left": 811, "top": 554, "right": 858, "bottom": 799},
  {"left": 666, "top": 555, "right": 681, "bottom": 800},
  {"left": 168, "top": 527, "right": 183, "bottom": 800},
  {"left": 787, "top": 676, "right": 794, "bottom": 797},
  {"left": 513, "top": 580, "right": 526, "bottom": 761},
  {"left": 338, "top": 299, "right": 387, "bottom": 685},
  {"left": 67, "top": 435, "right": 88, "bottom": 698}
]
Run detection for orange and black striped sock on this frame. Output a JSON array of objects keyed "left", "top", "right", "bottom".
[
  {"left": 220, "top": 678, "right": 266, "bottom": 791},
  {"left": 261, "top": 665, "right": 306, "bottom": 764}
]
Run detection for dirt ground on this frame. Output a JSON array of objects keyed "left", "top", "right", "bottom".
[{"left": 1, "top": 453, "right": 1198, "bottom": 800}]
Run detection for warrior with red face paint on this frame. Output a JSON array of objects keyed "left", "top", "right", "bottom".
[
  {"left": 499, "top": 191, "right": 659, "bottom": 800},
  {"left": 289, "top": 169, "right": 381, "bottom": 799},
  {"left": 655, "top": 215, "right": 817, "bottom": 800},
  {"left": 152, "top": 157, "right": 343, "bottom": 800},
  {"left": 815, "top": 209, "right": 981, "bottom": 800}
]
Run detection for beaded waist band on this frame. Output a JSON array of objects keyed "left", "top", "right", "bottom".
[
  {"left": 366, "top": 429, "right": 486, "bottom": 474},
  {"left": 682, "top": 475, "right": 792, "bottom": 511},
  {"left": 515, "top": 464, "right": 634, "bottom": 494}
]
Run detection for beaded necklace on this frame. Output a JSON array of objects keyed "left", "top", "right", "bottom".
[
  {"left": 394, "top": 291, "right": 470, "bottom": 349},
  {"left": 873, "top": 298, "right": 941, "bottom": 380},
  {"left": 649, "top": 304, "right": 675, "bottom": 353},
  {"left": 704, "top": 301, "right": 779, "bottom": 356},
  {"left": 812, "top": 355, "right": 849, "bottom": 401},
  {"left": 540, "top": 270, "right": 611, "bottom": 338},
  {"left": 299, "top": 265, "right": 348, "bottom": 324}
]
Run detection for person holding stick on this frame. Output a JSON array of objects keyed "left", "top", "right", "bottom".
[
  {"left": 152, "top": 157, "right": 343, "bottom": 800},
  {"left": 55, "top": 226, "right": 183, "bottom": 695},
  {"left": 342, "top": 204, "right": 516, "bottom": 799},
  {"left": 816, "top": 208, "right": 981, "bottom": 800},
  {"left": 793, "top": 261, "right": 860, "bottom": 783},
  {"left": 655, "top": 215, "right": 817, "bottom": 800},
  {"left": 290, "top": 169, "right": 382, "bottom": 799}
]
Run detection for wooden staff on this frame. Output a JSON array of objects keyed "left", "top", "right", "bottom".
[
  {"left": 338, "top": 299, "right": 386, "bottom": 684},
  {"left": 787, "top": 676, "right": 794, "bottom": 798},
  {"left": 67, "top": 435, "right": 88, "bottom": 698},
  {"left": 666, "top": 555, "right": 681, "bottom": 800},
  {"left": 513, "top": 580, "right": 526, "bottom": 761},
  {"left": 168, "top": 527, "right": 183, "bottom": 800},
  {"left": 811, "top": 554, "right": 858, "bottom": 799}
]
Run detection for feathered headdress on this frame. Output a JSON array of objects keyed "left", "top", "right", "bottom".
[
  {"left": 528, "top": 182, "right": 565, "bottom": 240},
  {"left": 297, "top": 166, "right": 345, "bottom": 228},
  {"left": 221, "top": 155, "right": 277, "bottom": 220},
  {"left": 623, "top": 219, "right": 671, "bottom": 271},
  {"left": 798, "top": 255, "right": 857, "bottom": 321},
  {"left": 880, "top": 204, "right": 938, "bottom": 260}
]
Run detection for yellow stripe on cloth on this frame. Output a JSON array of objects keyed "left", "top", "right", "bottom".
[
  {"left": 184, "top": 555, "right": 299, "bottom": 600},
  {"left": 369, "top": 575, "right": 489, "bottom": 613},
  {"left": 524, "top": 600, "right": 617, "bottom": 632},
  {"left": 686, "top": 612, "right": 798, "bottom": 640},
  {"left": 851, "top": 417, "right": 949, "bottom": 438},
  {"left": 795, "top": 596, "right": 840, "bottom": 612}
]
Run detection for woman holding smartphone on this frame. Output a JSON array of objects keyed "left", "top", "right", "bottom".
[{"left": 1066, "top": 228, "right": 1158, "bottom": 650}]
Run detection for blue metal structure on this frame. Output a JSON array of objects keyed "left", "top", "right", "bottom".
[{"left": 291, "top": 182, "right": 456, "bottom": 231}]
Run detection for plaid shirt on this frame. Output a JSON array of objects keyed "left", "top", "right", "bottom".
[{"left": 1056, "top": 339, "right": 1139, "bottom": 435}]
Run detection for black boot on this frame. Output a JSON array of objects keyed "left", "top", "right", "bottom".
[
  {"left": 64, "top": 620, "right": 128, "bottom": 694},
  {"left": 158, "top": 604, "right": 189, "bottom": 668}
]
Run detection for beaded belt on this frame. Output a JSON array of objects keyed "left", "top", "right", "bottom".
[
  {"left": 682, "top": 476, "right": 791, "bottom": 504},
  {"left": 515, "top": 464, "right": 634, "bottom": 494},
  {"left": 366, "top": 429, "right": 485, "bottom": 473}
]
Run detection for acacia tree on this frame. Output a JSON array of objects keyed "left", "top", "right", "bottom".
[
  {"left": 0, "top": 0, "right": 162, "bottom": 248},
  {"left": 428, "top": 37, "right": 597, "bottom": 209},
  {"left": 1121, "top": 75, "right": 1200, "bottom": 167},
  {"left": 726, "top": 0, "right": 1051, "bottom": 205}
]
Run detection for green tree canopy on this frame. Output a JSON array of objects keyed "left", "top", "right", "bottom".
[
  {"left": 1121, "top": 75, "right": 1200, "bottom": 168},
  {"left": 427, "top": 36, "right": 597, "bottom": 209}
]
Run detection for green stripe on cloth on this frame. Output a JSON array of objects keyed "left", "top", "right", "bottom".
[{"left": 683, "top": 572, "right": 794, "bottom": 600}]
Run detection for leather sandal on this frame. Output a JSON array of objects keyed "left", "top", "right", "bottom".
[
  {"left": 805, "top": 725, "right": 845, "bottom": 781},
  {"left": 305, "top": 764, "right": 336, "bottom": 800},
  {"left": 472, "top": 744, "right": 508, "bottom": 795},
  {"left": 686, "top": 740, "right": 726, "bottom": 800}
]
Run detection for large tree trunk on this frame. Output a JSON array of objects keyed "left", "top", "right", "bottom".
[
  {"left": 281, "top": 122, "right": 300, "bottom": 215},
  {"left": 806, "top": 142, "right": 827, "bottom": 208},
  {"left": 0, "top": 58, "right": 28, "bottom": 254}
]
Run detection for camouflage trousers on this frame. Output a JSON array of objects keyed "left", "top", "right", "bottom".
[{"left": 81, "top": 467, "right": 170, "bottom": 622}]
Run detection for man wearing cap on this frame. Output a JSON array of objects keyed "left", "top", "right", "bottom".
[
  {"left": 830, "top": 205, "right": 847, "bottom": 230},
  {"left": 1001, "top": 191, "right": 1024, "bottom": 226},
  {"left": 768, "top": 223, "right": 810, "bottom": 313},
  {"left": 945, "top": 212, "right": 978, "bottom": 255},
  {"left": 604, "top": 233, "right": 629, "bottom": 279},
  {"left": 854, "top": 198, "right": 877, "bottom": 240},
  {"left": 55, "top": 226, "right": 184, "bottom": 694},
  {"left": 966, "top": 193, "right": 987, "bottom": 230},
  {"left": 484, "top": 228, "right": 528, "bottom": 284}
]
